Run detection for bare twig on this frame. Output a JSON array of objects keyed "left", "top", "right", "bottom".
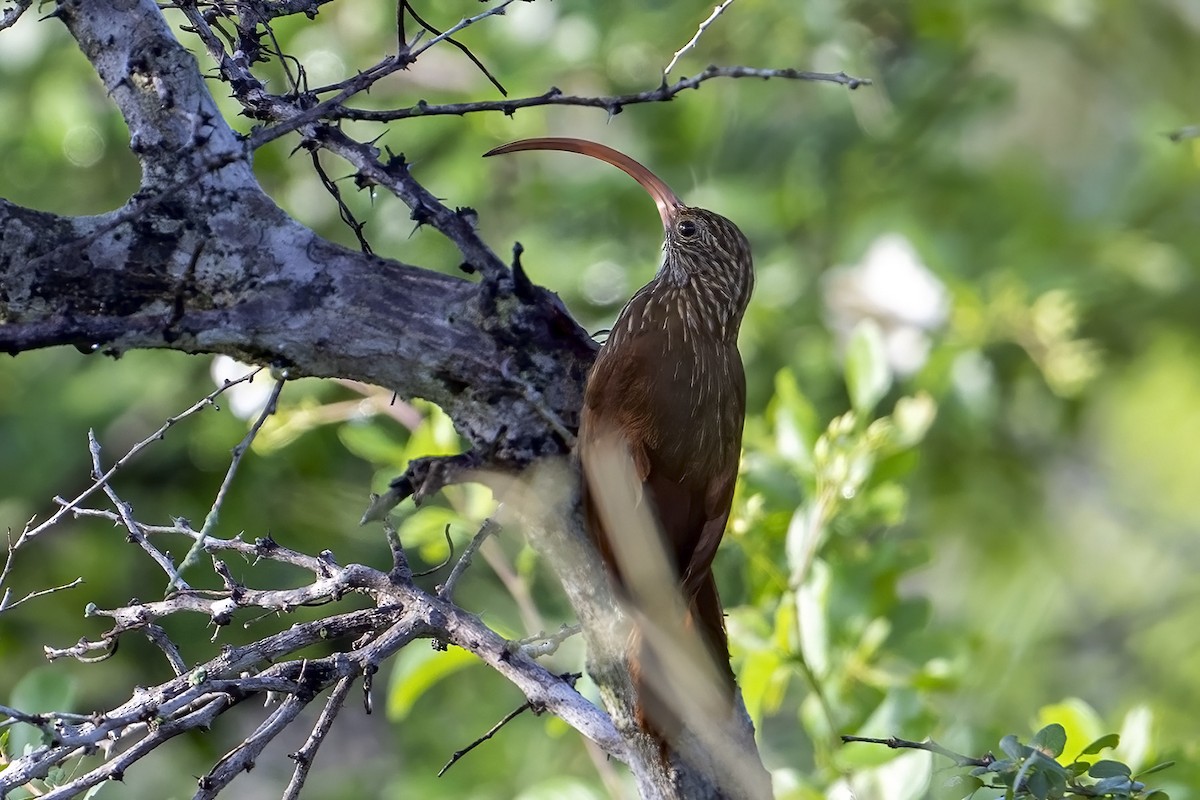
[
  {"left": 663, "top": 0, "right": 737, "bottom": 77},
  {"left": 439, "top": 671, "right": 583, "bottom": 776},
  {"left": 412, "top": 525, "right": 456, "bottom": 578},
  {"left": 0, "top": 576, "right": 83, "bottom": 615},
  {"left": 384, "top": 517, "right": 412, "bottom": 583},
  {"left": 841, "top": 734, "right": 994, "bottom": 768},
  {"left": 400, "top": 0, "right": 507, "bottom": 96},
  {"left": 439, "top": 515, "right": 502, "bottom": 600},
  {"left": 312, "top": 126, "right": 511, "bottom": 281},
  {"left": 176, "top": 374, "right": 286, "bottom": 587},
  {"left": 335, "top": 64, "right": 870, "bottom": 124},
  {"left": 90, "top": 432, "right": 188, "bottom": 588},
  {"left": 510, "top": 623, "right": 582, "bottom": 658},
  {"left": 143, "top": 623, "right": 188, "bottom": 676},
  {"left": 407, "top": 0, "right": 520, "bottom": 60},
  {"left": 1167, "top": 125, "right": 1200, "bottom": 142},
  {"left": 309, "top": 152, "right": 373, "bottom": 254},
  {"left": 282, "top": 674, "right": 357, "bottom": 800},
  {"left": 438, "top": 700, "right": 534, "bottom": 777},
  {"left": 199, "top": 692, "right": 309, "bottom": 798}
]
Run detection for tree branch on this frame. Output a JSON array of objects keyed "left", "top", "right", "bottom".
[{"left": 335, "top": 64, "right": 870, "bottom": 124}]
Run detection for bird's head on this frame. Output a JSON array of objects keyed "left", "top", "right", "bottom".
[{"left": 485, "top": 137, "right": 753, "bottom": 322}]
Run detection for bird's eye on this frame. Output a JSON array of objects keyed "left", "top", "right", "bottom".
[{"left": 676, "top": 219, "right": 698, "bottom": 238}]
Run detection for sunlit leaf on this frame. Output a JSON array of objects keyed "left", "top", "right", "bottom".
[
  {"left": 1037, "top": 699, "right": 1106, "bottom": 759},
  {"left": 387, "top": 645, "right": 478, "bottom": 720},
  {"left": 771, "top": 368, "right": 819, "bottom": 473},
  {"left": 845, "top": 319, "right": 892, "bottom": 416},
  {"left": 1079, "top": 733, "right": 1121, "bottom": 757}
]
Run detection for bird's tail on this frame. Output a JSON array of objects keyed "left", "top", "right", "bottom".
[{"left": 629, "top": 570, "right": 734, "bottom": 754}]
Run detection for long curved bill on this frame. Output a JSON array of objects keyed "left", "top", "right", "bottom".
[{"left": 484, "top": 137, "right": 683, "bottom": 228}]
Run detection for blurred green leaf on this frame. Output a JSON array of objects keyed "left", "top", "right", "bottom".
[
  {"left": 1135, "top": 761, "right": 1175, "bottom": 778},
  {"left": 387, "top": 645, "right": 478, "bottom": 721},
  {"left": 6, "top": 668, "right": 76, "bottom": 759},
  {"left": 338, "top": 421, "right": 409, "bottom": 467},
  {"left": 844, "top": 319, "right": 892, "bottom": 416},
  {"left": 1037, "top": 699, "right": 1106, "bottom": 760},
  {"left": 889, "top": 392, "right": 937, "bottom": 449},
  {"left": 771, "top": 368, "right": 819, "bottom": 474}
]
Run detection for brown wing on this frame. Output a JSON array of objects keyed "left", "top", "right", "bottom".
[{"left": 580, "top": 323, "right": 744, "bottom": 661}]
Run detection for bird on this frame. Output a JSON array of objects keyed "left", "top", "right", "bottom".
[{"left": 484, "top": 138, "right": 754, "bottom": 756}]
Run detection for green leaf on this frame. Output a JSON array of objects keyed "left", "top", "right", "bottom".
[
  {"left": 845, "top": 319, "right": 892, "bottom": 415},
  {"left": 771, "top": 368, "right": 819, "bottom": 473},
  {"left": 397, "top": 505, "right": 463, "bottom": 553},
  {"left": 1145, "top": 791, "right": 1171, "bottom": 800},
  {"left": 1026, "top": 769, "right": 1050, "bottom": 800},
  {"left": 999, "top": 734, "right": 1032, "bottom": 760},
  {"left": 386, "top": 644, "right": 477, "bottom": 720},
  {"left": 1088, "top": 759, "right": 1132, "bottom": 778},
  {"left": 338, "top": 421, "right": 408, "bottom": 467},
  {"left": 1135, "top": 761, "right": 1175, "bottom": 778},
  {"left": 890, "top": 391, "right": 938, "bottom": 449},
  {"left": 736, "top": 645, "right": 785, "bottom": 725},
  {"left": 1079, "top": 733, "right": 1120, "bottom": 756},
  {"left": 7, "top": 668, "right": 77, "bottom": 762},
  {"left": 794, "top": 561, "right": 831, "bottom": 678},
  {"left": 1037, "top": 699, "right": 1105, "bottom": 760},
  {"left": 1031, "top": 723, "right": 1067, "bottom": 757}
]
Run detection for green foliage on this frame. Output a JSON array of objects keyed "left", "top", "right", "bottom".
[{"left": 927, "top": 723, "right": 1174, "bottom": 800}]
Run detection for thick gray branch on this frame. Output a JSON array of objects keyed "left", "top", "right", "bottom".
[{"left": 0, "top": 0, "right": 596, "bottom": 490}]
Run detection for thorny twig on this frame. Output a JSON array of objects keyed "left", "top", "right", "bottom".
[
  {"left": 399, "top": 0, "right": 508, "bottom": 95},
  {"left": 0, "top": 0, "right": 32, "bottom": 31},
  {"left": 841, "top": 735, "right": 994, "bottom": 768},
  {"left": 664, "top": 0, "right": 737, "bottom": 77},
  {"left": 406, "top": 0, "right": 521, "bottom": 61},
  {"left": 440, "top": 514, "right": 502, "bottom": 600},
  {"left": 281, "top": 674, "right": 357, "bottom": 800},
  {"left": 91, "top": 428, "right": 188, "bottom": 589},
  {"left": 334, "top": 64, "right": 869, "bottom": 124},
  {"left": 0, "top": 575, "right": 83, "bottom": 615},
  {"left": 438, "top": 672, "right": 583, "bottom": 777}
]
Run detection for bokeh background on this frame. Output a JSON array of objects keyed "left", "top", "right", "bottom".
[{"left": 2, "top": 1, "right": 1199, "bottom": 798}]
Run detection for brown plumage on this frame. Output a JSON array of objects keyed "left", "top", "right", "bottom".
[{"left": 485, "top": 138, "right": 754, "bottom": 753}]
